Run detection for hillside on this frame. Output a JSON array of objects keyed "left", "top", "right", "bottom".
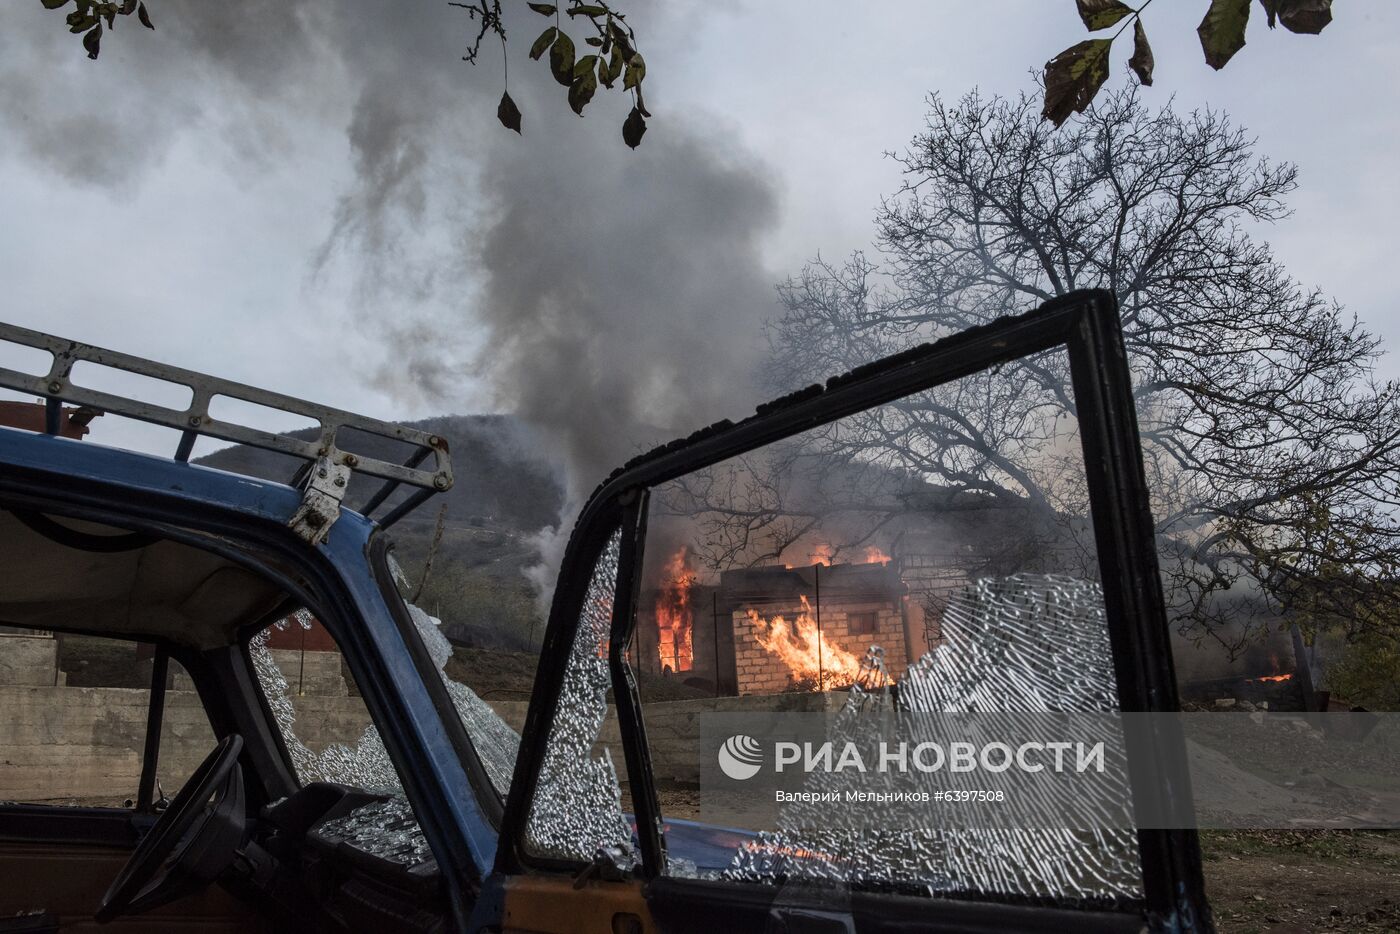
[{"left": 196, "top": 414, "right": 564, "bottom": 649}]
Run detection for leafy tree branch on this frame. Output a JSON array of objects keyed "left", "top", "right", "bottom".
[
  {"left": 36, "top": 0, "right": 652, "bottom": 147},
  {"left": 1044, "top": 0, "right": 1334, "bottom": 126}
]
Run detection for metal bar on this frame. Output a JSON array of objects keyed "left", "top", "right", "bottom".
[
  {"left": 173, "top": 430, "right": 197, "bottom": 463},
  {"left": 361, "top": 445, "right": 435, "bottom": 517},
  {"left": 608, "top": 490, "right": 666, "bottom": 879},
  {"left": 137, "top": 649, "right": 169, "bottom": 812},
  {"left": 1065, "top": 292, "right": 1210, "bottom": 929},
  {"left": 288, "top": 459, "right": 314, "bottom": 492},
  {"left": 43, "top": 397, "right": 60, "bottom": 435},
  {"left": 377, "top": 486, "right": 436, "bottom": 529},
  {"left": 0, "top": 321, "right": 452, "bottom": 495}
]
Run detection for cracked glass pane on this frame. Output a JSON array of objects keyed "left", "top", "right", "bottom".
[
  {"left": 250, "top": 610, "right": 400, "bottom": 791},
  {"left": 381, "top": 551, "right": 523, "bottom": 797},
  {"left": 523, "top": 527, "right": 637, "bottom": 866},
  {"left": 718, "top": 575, "right": 1141, "bottom": 902},
  {"left": 633, "top": 347, "right": 1143, "bottom": 904},
  {"left": 403, "top": 597, "right": 522, "bottom": 795},
  {"left": 252, "top": 594, "right": 526, "bottom": 867}
]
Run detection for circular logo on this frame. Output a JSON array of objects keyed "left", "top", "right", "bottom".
[{"left": 718, "top": 734, "right": 763, "bottom": 781}]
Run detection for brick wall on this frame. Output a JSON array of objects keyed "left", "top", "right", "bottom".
[{"left": 732, "top": 600, "right": 908, "bottom": 695}]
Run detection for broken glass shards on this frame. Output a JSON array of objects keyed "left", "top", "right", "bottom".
[
  {"left": 250, "top": 614, "right": 401, "bottom": 792},
  {"left": 524, "top": 529, "right": 638, "bottom": 867},
  {"left": 719, "top": 574, "right": 1144, "bottom": 904},
  {"left": 316, "top": 796, "right": 435, "bottom": 869},
  {"left": 899, "top": 574, "right": 1120, "bottom": 714},
  {"left": 403, "top": 600, "right": 521, "bottom": 796}
]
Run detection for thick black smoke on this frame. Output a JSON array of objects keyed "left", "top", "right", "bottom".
[{"left": 1, "top": 0, "right": 781, "bottom": 594}]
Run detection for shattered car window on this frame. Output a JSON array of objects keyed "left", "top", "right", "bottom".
[
  {"left": 626, "top": 347, "right": 1143, "bottom": 903},
  {"left": 252, "top": 597, "right": 525, "bottom": 868},
  {"left": 720, "top": 575, "right": 1140, "bottom": 902},
  {"left": 403, "top": 598, "right": 523, "bottom": 796},
  {"left": 379, "top": 549, "right": 526, "bottom": 797},
  {"left": 251, "top": 610, "right": 400, "bottom": 791},
  {"left": 523, "top": 528, "right": 638, "bottom": 866}
]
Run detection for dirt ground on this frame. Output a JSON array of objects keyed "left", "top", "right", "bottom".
[{"left": 1202, "top": 830, "right": 1400, "bottom": 933}]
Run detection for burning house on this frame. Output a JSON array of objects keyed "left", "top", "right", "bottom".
[{"left": 636, "top": 548, "right": 914, "bottom": 696}]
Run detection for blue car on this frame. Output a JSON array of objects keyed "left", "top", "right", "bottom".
[{"left": 0, "top": 290, "right": 1213, "bottom": 932}]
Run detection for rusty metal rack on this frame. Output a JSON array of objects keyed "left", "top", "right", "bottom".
[{"left": 0, "top": 320, "right": 452, "bottom": 537}]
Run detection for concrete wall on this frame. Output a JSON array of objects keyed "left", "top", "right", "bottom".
[
  {"left": 0, "top": 686, "right": 213, "bottom": 803},
  {"left": 267, "top": 650, "right": 348, "bottom": 698},
  {"left": 487, "top": 690, "right": 844, "bottom": 784},
  {"left": 1, "top": 684, "right": 847, "bottom": 802},
  {"left": 0, "top": 684, "right": 375, "bottom": 803},
  {"left": 0, "top": 636, "right": 58, "bottom": 687},
  {"left": 282, "top": 694, "right": 373, "bottom": 753}
]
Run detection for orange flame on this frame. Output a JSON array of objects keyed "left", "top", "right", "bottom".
[
  {"left": 745, "top": 595, "right": 864, "bottom": 690},
  {"left": 656, "top": 548, "right": 695, "bottom": 673},
  {"left": 862, "top": 546, "right": 891, "bottom": 564},
  {"left": 790, "top": 542, "right": 890, "bottom": 568},
  {"left": 1247, "top": 653, "right": 1293, "bottom": 683}
]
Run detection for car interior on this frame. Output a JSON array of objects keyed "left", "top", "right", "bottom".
[{"left": 0, "top": 506, "right": 452, "bottom": 933}]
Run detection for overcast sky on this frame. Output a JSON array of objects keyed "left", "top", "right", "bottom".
[{"left": 1, "top": 1, "right": 1396, "bottom": 495}]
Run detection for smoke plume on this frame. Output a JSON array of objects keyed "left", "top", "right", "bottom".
[{"left": 0, "top": 0, "right": 782, "bottom": 598}]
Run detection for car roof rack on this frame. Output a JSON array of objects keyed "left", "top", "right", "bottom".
[{"left": 0, "top": 320, "right": 452, "bottom": 542}]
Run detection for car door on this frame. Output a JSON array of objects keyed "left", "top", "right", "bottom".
[
  {"left": 475, "top": 290, "right": 1212, "bottom": 934},
  {"left": 0, "top": 635, "right": 266, "bottom": 932}
]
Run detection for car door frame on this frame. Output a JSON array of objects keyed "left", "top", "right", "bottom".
[
  {"left": 0, "top": 438, "right": 500, "bottom": 929},
  {"left": 491, "top": 289, "right": 1212, "bottom": 933}
]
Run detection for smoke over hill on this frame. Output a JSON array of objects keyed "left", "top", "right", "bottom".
[{"left": 197, "top": 413, "right": 565, "bottom": 648}]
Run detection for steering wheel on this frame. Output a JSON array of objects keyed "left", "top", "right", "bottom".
[{"left": 95, "top": 734, "right": 247, "bottom": 923}]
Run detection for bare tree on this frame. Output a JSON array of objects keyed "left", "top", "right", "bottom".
[{"left": 749, "top": 85, "right": 1400, "bottom": 652}]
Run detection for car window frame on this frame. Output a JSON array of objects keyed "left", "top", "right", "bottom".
[
  {"left": 369, "top": 532, "right": 509, "bottom": 827},
  {"left": 0, "top": 631, "right": 210, "bottom": 816},
  {"left": 234, "top": 534, "right": 512, "bottom": 828},
  {"left": 494, "top": 290, "right": 1208, "bottom": 930},
  {"left": 0, "top": 470, "right": 490, "bottom": 916}
]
